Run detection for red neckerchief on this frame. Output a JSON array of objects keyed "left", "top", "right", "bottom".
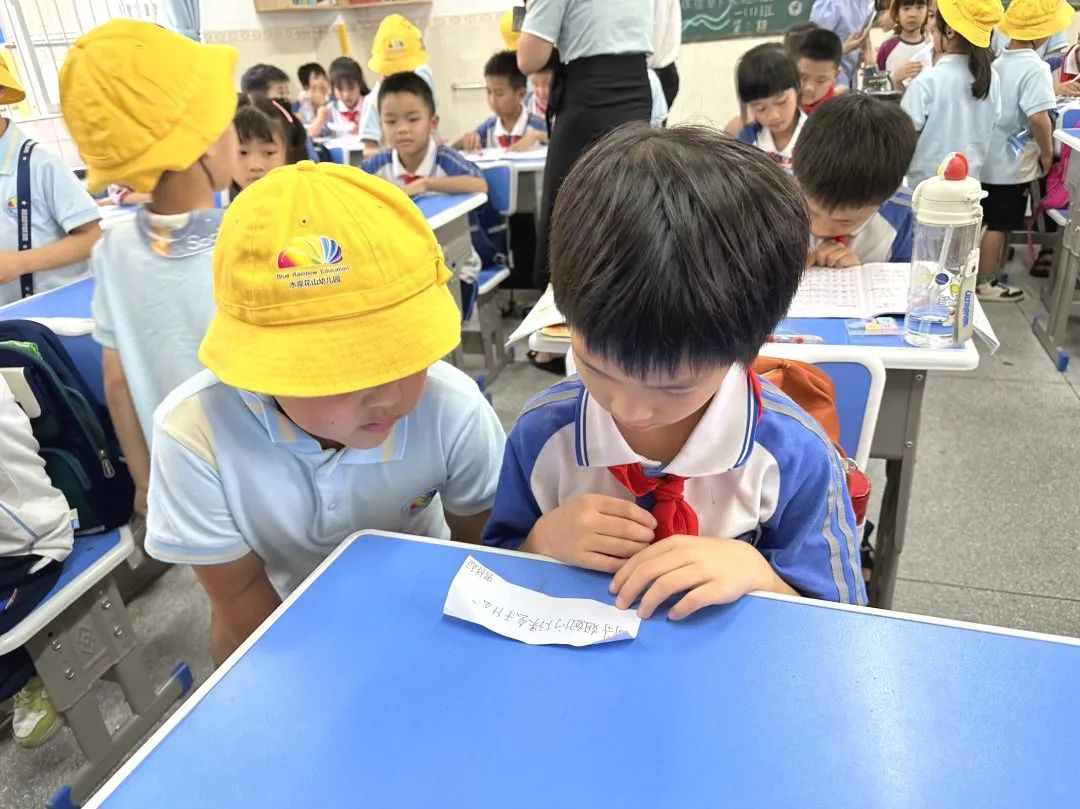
[
  {"left": 341, "top": 108, "right": 359, "bottom": 124},
  {"left": 609, "top": 370, "right": 763, "bottom": 542},
  {"left": 401, "top": 174, "right": 421, "bottom": 185},
  {"left": 497, "top": 133, "right": 520, "bottom": 148},
  {"left": 800, "top": 86, "right": 836, "bottom": 115}
]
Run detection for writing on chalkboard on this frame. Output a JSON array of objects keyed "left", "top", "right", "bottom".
[{"left": 681, "top": 0, "right": 812, "bottom": 42}]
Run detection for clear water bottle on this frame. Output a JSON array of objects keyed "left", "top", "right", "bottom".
[
  {"left": 1007, "top": 127, "right": 1034, "bottom": 155},
  {"left": 905, "top": 153, "right": 986, "bottom": 348}
]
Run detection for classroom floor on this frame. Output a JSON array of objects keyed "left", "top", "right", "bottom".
[{"left": 4, "top": 259, "right": 1080, "bottom": 806}]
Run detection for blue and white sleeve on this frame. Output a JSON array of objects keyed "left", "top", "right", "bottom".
[{"left": 482, "top": 429, "right": 543, "bottom": 550}]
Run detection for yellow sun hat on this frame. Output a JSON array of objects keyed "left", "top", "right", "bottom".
[
  {"left": 500, "top": 11, "right": 520, "bottom": 51},
  {"left": 368, "top": 14, "right": 429, "bottom": 76},
  {"left": 999, "top": 0, "right": 1075, "bottom": 41},
  {"left": 199, "top": 161, "right": 461, "bottom": 397},
  {"left": 0, "top": 60, "right": 26, "bottom": 105},
  {"left": 936, "top": 0, "right": 1004, "bottom": 48},
  {"left": 59, "top": 20, "right": 237, "bottom": 194}
]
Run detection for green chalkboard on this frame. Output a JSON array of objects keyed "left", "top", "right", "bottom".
[{"left": 681, "top": 0, "right": 813, "bottom": 42}]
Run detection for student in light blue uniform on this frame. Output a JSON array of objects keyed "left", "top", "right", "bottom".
[
  {"left": 147, "top": 162, "right": 505, "bottom": 664},
  {"left": 0, "top": 68, "right": 100, "bottom": 306},
  {"left": 901, "top": 0, "right": 1002, "bottom": 189},
  {"left": 60, "top": 20, "right": 239, "bottom": 518},
  {"left": 979, "top": 0, "right": 1073, "bottom": 302},
  {"left": 517, "top": 0, "right": 654, "bottom": 288}
]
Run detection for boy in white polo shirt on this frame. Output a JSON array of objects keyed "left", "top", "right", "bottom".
[
  {"left": 456, "top": 51, "right": 547, "bottom": 152},
  {"left": 483, "top": 125, "right": 865, "bottom": 617},
  {"left": 146, "top": 161, "right": 505, "bottom": 664},
  {"left": 0, "top": 64, "right": 100, "bottom": 307}
]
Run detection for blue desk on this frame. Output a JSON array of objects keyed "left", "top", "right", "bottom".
[
  {"left": 86, "top": 532, "right": 1080, "bottom": 808},
  {"left": 0, "top": 277, "right": 103, "bottom": 405}
]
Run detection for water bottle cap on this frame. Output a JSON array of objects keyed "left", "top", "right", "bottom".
[{"left": 912, "top": 152, "right": 987, "bottom": 226}]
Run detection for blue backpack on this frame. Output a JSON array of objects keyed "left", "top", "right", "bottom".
[{"left": 0, "top": 319, "right": 134, "bottom": 534}]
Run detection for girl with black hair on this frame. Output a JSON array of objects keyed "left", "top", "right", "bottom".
[{"left": 231, "top": 94, "right": 309, "bottom": 198}]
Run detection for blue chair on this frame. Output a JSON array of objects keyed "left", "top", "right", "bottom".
[
  {"left": 757, "top": 344, "right": 885, "bottom": 469},
  {"left": 461, "top": 163, "right": 516, "bottom": 384}
]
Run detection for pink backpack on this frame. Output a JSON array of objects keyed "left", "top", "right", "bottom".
[{"left": 1040, "top": 146, "right": 1071, "bottom": 212}]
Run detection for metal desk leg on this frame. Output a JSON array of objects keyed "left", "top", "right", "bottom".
[
  {"left": 433, "top": 217, "right": 473, "bottom": 369},
  {"left": 1033, "top": 213, "right": 1080, "bottom": 371},
  {"left": 868, "top": 369, "right": 926, "bottom": 609}
]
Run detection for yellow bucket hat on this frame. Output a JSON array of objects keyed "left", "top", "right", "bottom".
[
  {"left": 59, "top": 20, "right": 238, "bottom": 194},
  {"left": 936, "top": 0, "right": 1004, "bottom": 48},
  {"left": 500, "top": 11, "right": 520, "bottom": 51},
  {"left": 199, "top": 161, "right": 461, "bottom": 397},
  {"left": 999, "top": 0, "right": 1075, "bottom": 41},
  {"left": 0, "top": 60, "right": 26, "bottom": 105},
  {"left": 368, "top": 14, "right": 429, "bottom": 76}
]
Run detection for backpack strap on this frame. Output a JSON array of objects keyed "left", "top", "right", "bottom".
[{"left": 17, "top": 138, "right": 37, "bottom": 299}]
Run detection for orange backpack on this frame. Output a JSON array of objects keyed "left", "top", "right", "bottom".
[{"left": 751, "top": 357, "right": 870, "bottom": 525}]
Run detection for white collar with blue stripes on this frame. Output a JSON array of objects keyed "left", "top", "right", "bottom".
[
  {"left": 573, "top": 364, "right": 759, "bottom": 477},
  {"left": 235, "top": 388, "right": 408, "bottom": 465}
]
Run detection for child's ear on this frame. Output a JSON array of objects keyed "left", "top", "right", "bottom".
[{"left": 431, "top": 113, "right": 440, "bottom": 130}]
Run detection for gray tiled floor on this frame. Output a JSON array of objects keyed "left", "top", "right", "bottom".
[{"left": 4, "top": 267, "right": 1080, "bottom": 807}]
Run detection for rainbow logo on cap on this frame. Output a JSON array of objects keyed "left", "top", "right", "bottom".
[{"left": 277, "top": 236, "right": 343, "bottom": 269}]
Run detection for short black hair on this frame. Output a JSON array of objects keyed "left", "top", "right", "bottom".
[
  {"left": 328, "top": 56, "right": 370, "bottom": 95},
  {"left": 551, "top": 124, "right": 809, "bottom": 376},
  {"left": 232, "top": 94, "right": 309, "bottom": 197},
  {"left": 736, "top": 44, "right": 799, "bottom": 104},
  {"left": 298, "top": 62, "right": 326, "bottom": 88},
  {"left": 793, "top": 93, "right": 916, "bottom": 210},
  {"left": 378, "top": 71, "right": 435, "bottom": 115},
  {"left": 240, "top": 63, "right": 290, "bottom": 96},
  {"left": 796, "top": 29, "right": 843, "bottom": 66},
  {"left": 783, "top": 22, "right": 819, "bottom": 55},
  {"left": 485, "top": 50, "right": 527, "bottom": 90}
]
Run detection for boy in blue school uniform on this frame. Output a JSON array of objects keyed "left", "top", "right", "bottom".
[
  {"left": 0, "top": 65, "right": 100, "bottom": 307},
  {"left": 456, "top": 51, "right": 547, "bottom": 152},
  {"left": 146, "top": 162, "right": 505, "bottom": 664},
  {"left": 483, "top": 125, "right": 865, "bottom": 616},
  {"left": 363, "top": 72, "right": 497, "bottom": 278},
  {"left": 792, "top": 93, "right": 918, "bottom": 268},
  {"left": 60, "top": 20, "right": 238, "bottom": 519}
]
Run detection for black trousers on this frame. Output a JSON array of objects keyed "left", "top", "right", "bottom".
[
  {"left": 653, "top": 61, "right": 680, "bottom": 110},
  {"left": 1, "top": 556, "right": 62, "bottom": 701},
  {"left": 533, "top": 53, "right": 652, "bottom": 289}
]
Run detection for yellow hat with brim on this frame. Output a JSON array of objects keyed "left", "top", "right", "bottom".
[
  {"left": 500, "top": 11, "right": 520, "bottom": 51},
  {"left": 999, "top": 0, "right": 1075, "bottom": 42},
  {"left": 936, "top": 0, "right": 1003, "bottom": 48},
  {"left": 368, "top": 14, "right": 429, "bottom": 76},
  {"left": 59, "top": 20, "right": 238, "bottom": 194},
  {"left": 0, "top": 62, "right": 26, "bottom": 105},
  {"left": 199, "top": 161, "right": 461, "bottom": 398}
]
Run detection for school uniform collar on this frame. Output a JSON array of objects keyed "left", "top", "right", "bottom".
[
  {"left": 0, "top": 120, "right": 26, "bottom": 176},
  {"left": 332, "top": 98, "right": 361, "bottom": 115},
  {"left": 757, "top": 111, "right": 805, "bottom": 158},
  {"left": 235, "top": 388, "right": 408, "bottom": 465},
  {"left": 392, "top": 137, "right": 438, "bottom": 179},
  {"left": 494, "top": 106, "right": 530, "bottom": 140},
  {"left": 573, "top": 364, "right": 759, "bottom": 477}
]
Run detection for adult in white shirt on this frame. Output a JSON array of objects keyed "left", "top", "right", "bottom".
[{"left": 651, "top": 0, "right": 682, "bottom": 110}]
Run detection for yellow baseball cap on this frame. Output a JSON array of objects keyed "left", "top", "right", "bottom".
[
  {"left": 199, "top": 161, "right": 461, "bottom": 397},
  {"left": 999, "top": 0, "right": 1074, "bottom": 41},
  {"left": 368, "top": 14, "right": 429, "bottom": 76},
  {"left": 59, "top": 20, "right": 238, "bottom": 194},
  {"left": 936, "top": 0, "right": 1004, "bottom": 48},
  {"left": 0, "top": 61, "right": 26, "bottom": 105},
  {"left": 500, "top": 11, "right": 520, "bottom": 51}
]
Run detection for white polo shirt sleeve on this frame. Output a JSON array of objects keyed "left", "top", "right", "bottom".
[
  {"left": 37, "top": 152, "right": 100, "bottom": 234},
  {"left": 1018, "top": 60, "right": 1056, "bottom": 119},
  {"left": 146, "top": 395, "right": 250, "bottom": 565},
  {"left": 90, "top": 237, "right": 117, "bottom": 350},
  {"left": 900, "top": 73, "right": 930, "bottom": 133},
  {"left": 359, "top": 86, "right": 382, "bottom": 142},
  {"left": 440, "top": 390, "right": 505, "bottom": 516},
  {"left": 521, "top": 0, "right": 568, "bottom": 45}
]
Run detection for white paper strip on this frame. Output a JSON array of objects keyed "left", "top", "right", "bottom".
[{"left": 443, "top": 556, "right": 640, "bottom": 647}]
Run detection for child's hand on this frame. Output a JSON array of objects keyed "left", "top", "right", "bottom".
[
  {"left": 1056, "top": 80, "right": 1080, "bottom": 98},
  {"left": 0, "top": 251, "right": 28, "bottom": 284},
  {"left": 458, "top": 132, "right": 483, "bottom": 152},
  {"left": 610, "top": 535, "right": 782, "bottom": 620},
  {"left": 523, "top": 494, "right": 656, "bottom": 573},
  {"left": 809, "top": 240, "right": 861, "bottom": 268},
  {"left": 508, "top": 130, "right": 546, "bottom": 152},
  {"left": 842, "top": 28, "right": 869, "bottom": 55},
  {"left": 892, "top": 61, "right": 923, "bottom": 86},
  {"left": 403, "top": 178, "right": 428, "bottom": 197},
  {"left": 1041, "top": 152, "right": 1054, "bottom": 176}
]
